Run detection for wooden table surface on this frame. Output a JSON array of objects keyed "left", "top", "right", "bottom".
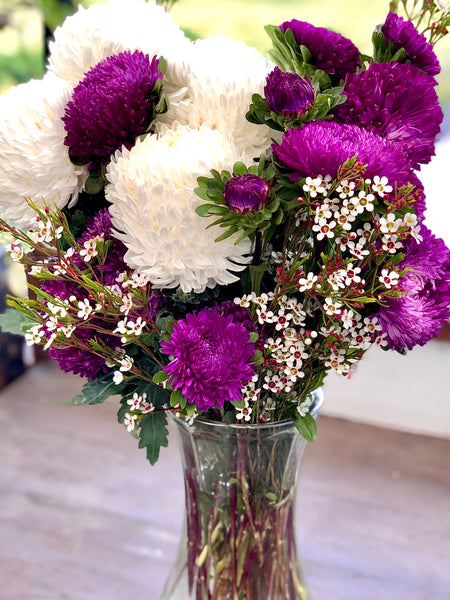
[{"left": 0, "top": 361, "right": 449, "bottom": 600}]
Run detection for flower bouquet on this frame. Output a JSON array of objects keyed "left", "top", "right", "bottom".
[{"left": 0, "top": 0, "right": 449, "bottom": 598}]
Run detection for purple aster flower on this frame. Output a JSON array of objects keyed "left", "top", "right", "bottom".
[
  {"left": 381, "top": 11, "right": 440, "bottom": 76},
  {"left": 160, "top": 307, "right": 256, "bottom": 411},
  {"left": 377, "top": 226, "right": 450, "bottom": 352},
  {"left": 63, "top": 51, "right": 163, "bottom": 172},
  {"left": 333, "top": 62, "right": 443, "bottom": 169},
  {"left": 49, "top": 328, "right": 112, "bottom": 380},
  {"left": 223, "top": 173, "right": 270, "bottom": 214},
  {"left": 279, "top": 19, "right": 361, "bottom": 82},
  {"left": 264, "top": 67, "right": 315, "bottom": 117},
  {"left": 39, "top": 279, "right": 112, "bottom": 380},
  {"left": 273, "top": 120, "right": 420, "bottom": 193},
  {"left": 73, "top": 208, "right": 127, "bottom": 287}
]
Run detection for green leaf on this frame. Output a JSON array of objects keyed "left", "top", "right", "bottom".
[
  {"left": 153, "top": 371, "right": 168, "bottom": 385},
  {"left": 232, "top": 399, "right": 246, "bottom": 410},
  {"left": 232, "top": 162, "right": 248, "bottom": 176},
  {"left": 248, "top": 331, "right": 259, "bottom": 343},
  {"left": 195, "top": 188, "right": 214, "bottom": 202},
  {"left": 293, "top": 413, "right": 317, "bottom": 442},
  {"left": 0, "top": 308, "right": 34, "bottom": 335},
  {"left": 170, "top": 389, "right": 183, "bottom": 407},
  {"left": 84, "top": 173, "right": 104, "bottom": 195},
  {"left": 138, "top": 412, "right": 169, "bottom": 465},
  {"left": 249, "top": 263, "right": 267, "bottom": 295},
  {"left": 72, "top": 375, "right": 124, "bottom": 405}
]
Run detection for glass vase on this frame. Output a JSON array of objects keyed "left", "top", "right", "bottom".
[{"left": 162, "top": 389, "right": 324, "bottom": 600}]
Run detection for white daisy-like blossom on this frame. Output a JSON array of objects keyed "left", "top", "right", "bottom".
[
  {"left": 106, "top": 123, "right": 252, "bottom": 293},
  {"left": 0, "top": 73, "right": 87, "bottom": 230},
  {"left": 162, "top": 37, "right": 277, "bottom": 157},
  {"left": 47, "top": 0, "right": 191, "bottom": 104}
]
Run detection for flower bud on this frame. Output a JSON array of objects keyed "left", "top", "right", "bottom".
[
  {"left": 223, "top": 174, "right": 270, "bottom": 214},
  {"left": 264, "top": 67, "right": 315, "bottom": 118}
]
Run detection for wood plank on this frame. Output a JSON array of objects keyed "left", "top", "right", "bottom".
[{"left": 0, "top": 362, "right": 449, "bottom": 599}]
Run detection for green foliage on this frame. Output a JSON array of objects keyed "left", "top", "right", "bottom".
[
  {"left": 265, "top": 25, "right": 332, "bottom": 90},
  {"left": 247, "top": 84, "right": 346, "bottom": 133},
  {"left": 72, "top": 373, "right": 126, "bottom": 405},
  {"left": 372, "top": 26, "right": 408, "bottom": 64},
  {"left": 195, "top": 159, "right": 281, "bottom": 245},
  {"left": 0, "top": 308, "right": 34, "bottom": 335},
  {"left": 138, "top": 412, "right": 169, "bottom": 465},
  {"left": 293, "top": 413, "right": 317, "bottom": 442}
]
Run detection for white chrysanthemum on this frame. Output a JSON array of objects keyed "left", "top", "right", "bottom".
[
  {"left": 48, "top": 0, "right": 191, "bottom": 97},
  {"left": 106, "top": 124, "right": 252, "bottom": 293},
  {"left": 0, "top": 73, "right": 87, "bottom": 229},
  {"left": 161, "top": 37, "right": 276, "bottom": 158}
]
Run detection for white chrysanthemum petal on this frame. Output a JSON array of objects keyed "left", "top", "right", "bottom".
[
  {"left": 161, "top": 37, "right": 277, "bottom": 157},
  {"left": 106, "top": 124, "right": 252, "bottom": 293},
  {"left": 48, "top": 0, "right": 191, "bottom": 93},
  {"left": 0, "top": 72, "right": 87, "bottom": 229}
]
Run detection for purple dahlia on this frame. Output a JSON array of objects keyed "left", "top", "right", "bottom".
[
  {"left": 279, "top": 19, "right": 361, "bottom": 82},
  {"left": 223, "top": 173, "right": 270, "bottom": 214},
  {"left": 333, "top": 62, "right": 442, "bottom": 169},
  {"left": 273, "top": 121, "right": 423, "bottom": 200},
  {"left": 264, "top": 67, "right": 315, "bottom": 117},
  {"left": 160, "top": 307, "right": 256, "bottom": 411},
  {"left": 377, "top": 226, "right": 450, "bottom": 352},
  {"left": 381, "top": 11, "right": 440, "bottom": 76},
  {"left": 63, "top": 50, "right": 163, "bottom": 172}
]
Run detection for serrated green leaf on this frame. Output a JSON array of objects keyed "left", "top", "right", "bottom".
[
  {"left": 0, "top": 308, "right": 35, "bottom": 335},
  {"left": 293, "top": 413, "right": 317, "bottom": 442},
  {"left": 72, "top": 375, "right": 123, "bottom": 405},
  {"left": 138, "top": 412, "right": 169, "bottom": 465}
]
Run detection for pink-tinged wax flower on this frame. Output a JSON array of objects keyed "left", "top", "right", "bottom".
[
  {"left": 279, "top": 19, "right": 361, "bottom": 82},
  {"left": 264, "top": 67, "right": 315, "bottom": 117},
  {"left": 377, "top": 226, "right": 450, "bottom": 352},
  {"left": 333, "top": 62, "right": 443, "bottom": 169},
  {"left": 381, "top": 11, "right": 440, "bottom": 76},
  {"left": 63, "top": 50, "right": 163, "bottom": 172},
  {"left": 161, "top": 308, "right": 256, "bottom": 411},
  {"left": 223, "top": 173, "right": 270, "bottom": 214}
]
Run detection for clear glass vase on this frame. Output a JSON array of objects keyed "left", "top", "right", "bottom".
[{"left": 162, "top": 389, "right": 324, "bottom": 600}]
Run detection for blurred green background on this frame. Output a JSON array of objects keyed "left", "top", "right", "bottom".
[{"left": 1, "top": 0, "right": 449, "bottom": 107}]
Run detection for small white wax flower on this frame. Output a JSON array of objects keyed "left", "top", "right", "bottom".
[
  {"left": 7, "top": 242, "right": 24, "bottom": 262},
  {"left": 124, "top": 413, "right": 136, "bottom": 432},
  {"left": 372, "top": 175, "right": 392, "bottom": 198},
  {"left": 25, "top": 325, "right": 44, "bottom": 346},
  {"left": 79, "top": 239, "right": 98, "bottom": 262},
  {"left": 379, "top": 213, "right": 402, "bottom": 234},
  {"left": 113, "top": 371, "right": 124, "bottom": 384},
  {"left": 236, "top": 404, "right": 252, "bottom": 422},
  {"left": 120, "top": 356, "right": 134, "bottom": 372},
  {"left": 378, "top": 268, "right": 400, "bottom": 289},
  {"left": 77, "top": 298, "right": 93, "bottom": 320},
  {"left": 298, "top": 272, "right": 317, "bottom": 292}
]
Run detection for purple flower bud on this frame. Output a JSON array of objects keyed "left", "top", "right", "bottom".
[
  {"left": 264, "top": 67, "right": 315, "bottom": 118},
  {"left": 223, "top": 174, "right": 270, "bottom": 214}
]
